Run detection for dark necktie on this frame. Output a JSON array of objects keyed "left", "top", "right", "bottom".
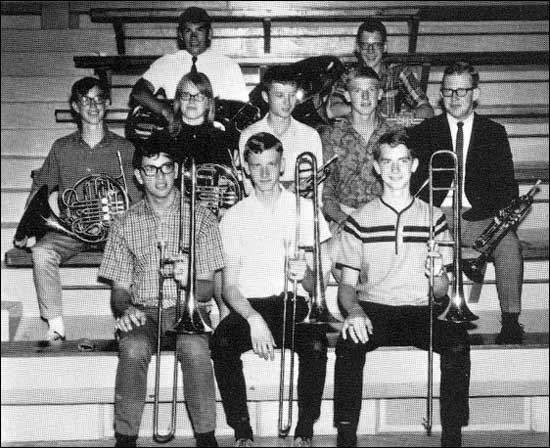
[
  {"left": 456, "top": 121, "right": 464, "bottom": 189},
  {"left": 191, "top": 56, "right": 198, "bottom": 74}
]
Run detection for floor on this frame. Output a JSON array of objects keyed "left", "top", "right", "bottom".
[{"left": 2, "top": 431, "right": 549, "bottom": 447}]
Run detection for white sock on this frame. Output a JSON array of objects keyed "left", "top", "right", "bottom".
[{"left": 48, "top": 316, "right": 65, "bottom": 337}]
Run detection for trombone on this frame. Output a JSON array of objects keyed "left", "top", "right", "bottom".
[
  {"left": 278, "top": 152, "right": 333, "bottom": 437},
  {"left": 423, "top": 150, "right": 478, "bottom": 436},
  {"left": 152, "top": 158, "right": 212, "bottom": 443}
]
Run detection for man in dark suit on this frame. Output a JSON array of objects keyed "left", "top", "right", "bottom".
[{"left": 409, "top": 61, "right": 524, "bottom": 344}]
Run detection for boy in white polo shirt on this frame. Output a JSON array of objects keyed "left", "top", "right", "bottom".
[
  {"left": 239, "top": 66, "right": 324, "bottom": 195},
  {"left": 212, "top": 132, "right": 332, "bottom": 447}
]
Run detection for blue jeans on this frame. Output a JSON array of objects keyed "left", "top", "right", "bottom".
[
  {"left": 30, "top": 231, "right": 85, "bottom": 320},
  {"left": 114, "top": 306, "right": 216, "bottom": 436}
]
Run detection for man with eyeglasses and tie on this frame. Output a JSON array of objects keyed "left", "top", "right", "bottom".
[
  {"left": 327, "top": 19, "right": 434, "bottom": 121},
  {"left": 13, "top": 77, "right": 140, "bottom": 344},
  {"left": 409, "top": 61, "right": 524, "bottom": 345},
  {"left": 99, "top": 131, "right": 225, "bottom": 447},
  {"left": 130, "top": 7, "right": 248, "bottom": 129}
]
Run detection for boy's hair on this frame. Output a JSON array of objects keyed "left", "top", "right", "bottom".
[
  {"left": 243, "top": 132, "right": 283, "bottom": 162},
  {"left": 356, "top": 19, "right": 388, "bottom": 43},
  {"left": 442, "top": 61, "right": 480, "bottom": 89},
  {"left": 344, "top": 65, "right": 380, "bottom": 88},
  {"left": 132, "top": 131, "right": 177, "bottom": 169},
  {"left": 373, "top": 127, "right": 416, "bottom": 160},
  {"left": 174, "top": 71, "right": 216, "bottom": 122},
  {"left": 70, "top": 77, "right": 108, "bottom": 105},
  {"left": 261, "top": 65, "right": 298, "bottom": 92}
]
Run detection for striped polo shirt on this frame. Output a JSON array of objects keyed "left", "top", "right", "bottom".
[{"left": 337, "top": 197, "right": 452, "bottom": 306}]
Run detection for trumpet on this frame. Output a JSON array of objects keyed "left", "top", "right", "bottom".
[
  {"left": 278, "top": 152, "right": 334, "bottom": 438},
  {"left": 423, "top": 150, "right": 478, "bottom": 436},
  {"left": 152, "top": 159, "right": 212, "bottom": 443},
  {"left": 462, "top": 180, "right": 541, "bottom": 283}
]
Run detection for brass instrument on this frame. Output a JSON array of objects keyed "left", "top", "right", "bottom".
[
  {"left": 424, "top": 150, "right": 479, "bottom": 436},
  {"left": 462, "top": 180, "right": 541, "bottom": 283},
  {"left": 278, "top": 152, "right": 334, "bottom": 438},
  {"left": 297, "top": 154, "right": 338, "bottom": 197},
  {"left": 185, "top": 162, "right": 243, "bottom": 217},
  {"left": 152, "top": 159, "right": 212, "bottom": 443},
  {"left": 18, "top": 151, "right": 129, "bottom": 244}
]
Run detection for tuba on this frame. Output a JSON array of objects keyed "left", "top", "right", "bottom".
[{"left": 15, "top": 151, "right": 129, "bottom": 245}]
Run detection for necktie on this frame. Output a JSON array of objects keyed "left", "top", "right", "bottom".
[
  {"left": 191, "top": 56, "right": 198, "bottom": 74},
  {"left": 456, "top": 121, "right": 464, "bottom": 189}
]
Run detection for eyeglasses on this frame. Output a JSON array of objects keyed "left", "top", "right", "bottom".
[
  {"left": 358, "top": 42, "right": 384, "bottom": 51},
  {"left": 140, "top": 162, "right": 175, "bottom": 177},
  {"left": 441, "top": 88, "right": 474, "bottom": 98},
  {"left": 79, "top": 96, "right": 107, "bottom": 107},
  {"left": 179, "top": 92, "right": 207, "bottom": 102}
]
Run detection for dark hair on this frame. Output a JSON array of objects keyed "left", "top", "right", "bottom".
[
  {"left": 442, "top": 61, "right": 480, "bottom": 89},
  {"left": 261, "top": 65, "right": 298, "bottom": 92},
  {"left": 70, "top": 77, "right": 108, "bottom": 106},
  {"left": 132, "top": 130, "right": 177, "bottom": 169},
  {"left": 374, "top": 127, "right": 416, "bottom": 160},
  {"left": 178, "top": 7, "right": 212, "bottom": 28},
  {"left": 174, "top": 71, "right": 216, "bottom": 123},
  {"left": 243, "top": 132, "right": 283, "bottom": 162},
  {"left": 356, "top": 19, "right": 387, "bottom": 43}
]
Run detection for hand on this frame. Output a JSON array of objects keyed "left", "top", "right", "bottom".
[
  {"left": 287, "top": 253, "right": 307, "bottom": 282},
  {"left": 247, "top": 312, "right": 276, "bottom": 360},
  {"left": 116, "top": 306, "right": 147, "bottom": 332},
  {"left": 425, "top": 244, "right": 444, "bottom": 278},
  {"left": 342, "top": 306, "right": 373, "bottom": 344},
  {"left": 13, "top": 236, "right": 28, "bottom": 249},
  {"left": 172, "top": 256, "right": 189, "bottom": 287}
]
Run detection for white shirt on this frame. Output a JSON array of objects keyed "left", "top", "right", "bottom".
[
  {"left": 446, "top": 112, "right": 474, "bottom": 208},
  {"left": 238, "top": 115, "right": 324, "bottom": 186},
  {"left": 142, "top": 48, "right": 248, "bottom": 102},
  {"left": 219, "top": 187, "right": 331, "bottom": 298}
]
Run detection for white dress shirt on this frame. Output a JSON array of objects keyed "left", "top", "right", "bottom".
[
  {"left": 142, "top": 48, "right": 248, "bottom": 102},
  {"left": 446, "top": 112, "right": 474, "bottom": 208}
]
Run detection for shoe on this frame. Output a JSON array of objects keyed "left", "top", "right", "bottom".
[
  {"left": 46, "top": 330, "right": 66, "bottom": 344},
  {"left": 336, "top": 427, "right": 357, "bottom": 447},
  {"left": 294, "top": 436, "right": 313, "bottom": 447},
  {"left": 234, "top": 438, "right": 254, "bottom": 447},
  {"left": 114, "top": 433, "right": 137, "bottom": 447},
  {"left": 495, "top": 321, "right": 524, "bottom": 345}
]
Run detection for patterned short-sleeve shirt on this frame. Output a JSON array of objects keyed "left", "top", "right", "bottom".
[
  {"left": 99, "top": 190, "right": 224, "bottom": 308},
  {"left": 319, "top": 116, "right": 393, "bottom": 210}
]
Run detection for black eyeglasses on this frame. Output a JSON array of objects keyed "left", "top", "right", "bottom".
[
  {"left": 358, "top": 42, "right": 384, "bottom": 51},
  {"left": 179, "top": 92, "right": 207, "bottom": 102},
  {"left": 140, "top": 162, "right": 175, "bottom": 177},
  {"left": 79, "top": 96, "right": 107, "bottom": 106},
  {"left": 441, "top": 88, "right": 474, "bottom": 98}
]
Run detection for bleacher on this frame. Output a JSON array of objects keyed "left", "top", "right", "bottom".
[{"left": 1, "top": 1, "right": 549, "bottom": 444}]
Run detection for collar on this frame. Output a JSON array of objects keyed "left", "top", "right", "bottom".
[
  {"left": 446, "top": 111, "right": 474, "bottom": 129},
  {"left": 73, "top": 127, "right": 112, "bottom": 147},
  {"left": 143, "top": 188, "right": 181, "bottom": 218},
  {"left": 379, "top": 195, "right": 415, "bottom": 216}
]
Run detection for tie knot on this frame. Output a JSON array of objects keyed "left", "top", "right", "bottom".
[
  {"left": 192, "top": 56, "right": 197, "bottom": 63},
  {"left": 457, "top": 121, "right": 464, "bottom": 128}
]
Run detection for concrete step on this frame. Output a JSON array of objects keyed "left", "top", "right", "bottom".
[{"left": 1, "top": 340, "right": 548, "bottom": 442}]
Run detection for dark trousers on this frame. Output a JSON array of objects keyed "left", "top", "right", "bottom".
[
  {"left": 211, "top": 294, "right": 328, "bottom": 440},
  {"left": 334, "top": 302, "right": 470, "bottom": 447}
]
